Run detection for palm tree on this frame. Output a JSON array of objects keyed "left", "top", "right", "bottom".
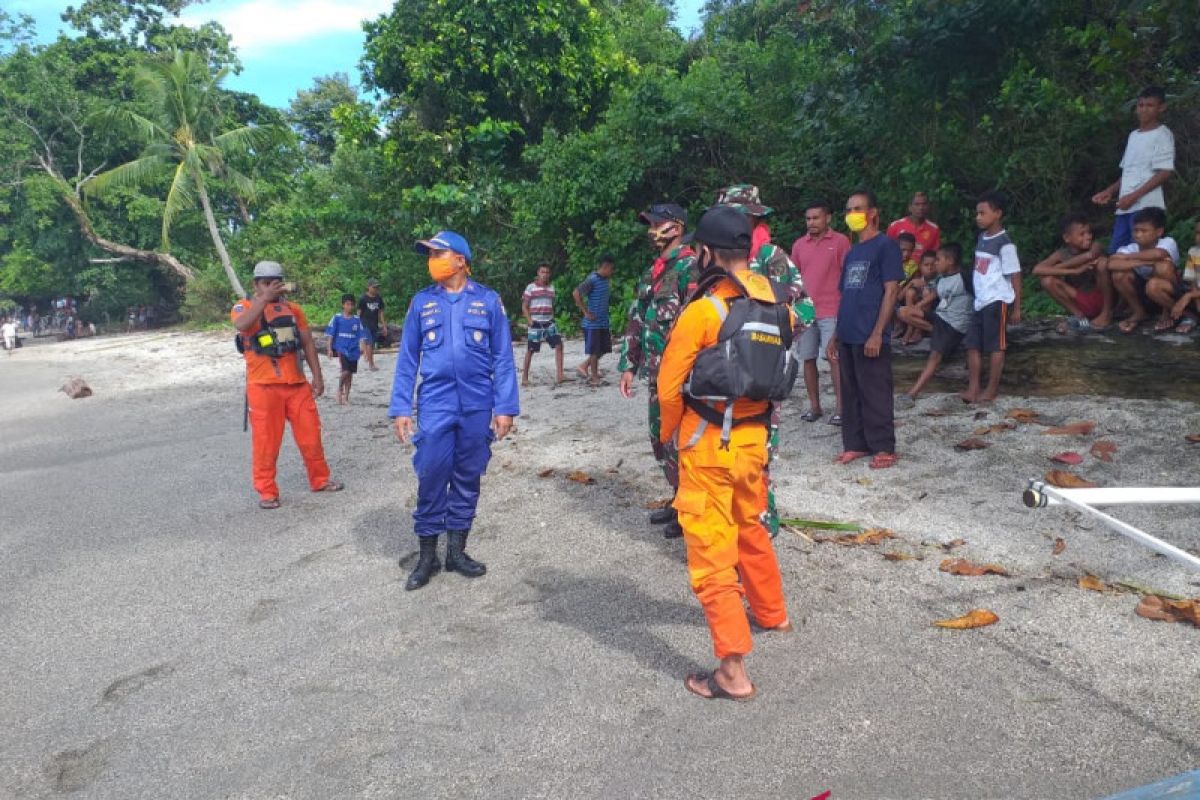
[{"left": 86, "top": 49, "right": 286, "bottom": 298}]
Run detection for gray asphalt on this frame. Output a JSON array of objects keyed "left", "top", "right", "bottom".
[{"left": 1, "top": 337, "right": 1197, "bottom": 800}]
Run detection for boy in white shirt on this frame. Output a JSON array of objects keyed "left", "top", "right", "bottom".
[
  {"left": 1108, "top": 207, "right": 1181, "bottom": 333},
  {"left": 1, "top": 318, "right": 16, "bottom": 353},
  {"left": 962, "top": 192, "right": 1022, "bottom": 404},
  {"left": 1091, "top": 86, "right": 1174, "bottom": 253}
]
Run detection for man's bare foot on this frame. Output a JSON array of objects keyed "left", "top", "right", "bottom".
[
  {"left": 1091, "top": 314, "right": 1112, "bottom": 329},
  {"left": 960, "top": 390, "right": 978, "bottom": 403},
  {"left": 977, "top": 392, "right": 997, "bottom": 403},
  {"left": 575, "top": 365, "right": 589, "bottom": 380},
  {"left": 684, "top": 670, "right": 756, "bottom": 701},
  {"left": 521, "top": 379, "right": 530, "bottom": 388}
]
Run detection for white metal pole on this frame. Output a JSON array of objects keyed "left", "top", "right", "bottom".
[{"left": 1036, "top": 487, "right": 1200, "bottom": 506}]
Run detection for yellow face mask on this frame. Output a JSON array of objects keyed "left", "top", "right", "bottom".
[
  {"left": 844, "top": 211, "right": 869, "bottom": 233},
  {"left": 428, "top": 254, "right": 460, "bottom": 282}
]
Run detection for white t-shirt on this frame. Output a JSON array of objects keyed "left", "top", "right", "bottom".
[
  {"left": 972, "top": 230, "right": 1021, "bottom": 310},
  {"left": 1118, "top": 125, "right": 1174, "bottom": 215},
  {"left": 1, "top": 322, "right": 16, "bottom": 339},
  {"left": 1116, "top": 236, "right": 1179, "bottom": 278}
]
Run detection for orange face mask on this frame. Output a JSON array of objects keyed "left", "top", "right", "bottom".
[{"left": 428, "top": 254, "right": 460, "bottom": 282}]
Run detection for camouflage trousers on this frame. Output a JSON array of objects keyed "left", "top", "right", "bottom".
[
  {"left": 762, "top": 403, "right": 781, "bottom": 536},
  {"left": 647, "top": 382, "right": 679, "bottom": 490}
]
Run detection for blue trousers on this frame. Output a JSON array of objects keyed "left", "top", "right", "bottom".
[{"left": 412, "top": 409, "right": 494, "bottom": 537}]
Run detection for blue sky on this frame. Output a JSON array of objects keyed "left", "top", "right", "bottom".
[{"left": 11, "top": 0, "right": 706, "bottom": 109}]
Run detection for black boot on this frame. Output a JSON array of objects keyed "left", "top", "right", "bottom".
[
  {"left": 404, "top": 535, "right": 441, "bottom": 591},
  {"left": 649, "top": 506, "right": 676, "bottom": 525},
  {"left": 444, "top": 530, "right": 486, "bottom": 577},
  {"left": 662, "top": 520, "right": 684, "bottom": 539}
]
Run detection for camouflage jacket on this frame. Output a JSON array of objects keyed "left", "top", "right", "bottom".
[
  {"left": 750, "top": 241, "right": 806, "bottom": 331},
  {"left": 618, "top": 244, "right": 698, "bottom": 378}
]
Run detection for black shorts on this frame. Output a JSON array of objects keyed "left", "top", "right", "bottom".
[
  {"left": 584, "top": 327, "right": 612, "bottom": 356},
  {"left": 339, "top": 354, "right": 359, "bottom": 374},
  {"left": 963, "top": 301, "right": 1009, "bottom": 353},
  {"left": 930, "top": 315, "right": 965, "bottom": 355}
]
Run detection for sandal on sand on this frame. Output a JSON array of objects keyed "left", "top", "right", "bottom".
[
  {"left": 834, "top": 450, "right": 869, "bottom": 465},
  {"left": 800, "top": 410, "right": 823, "bottom": 422},
  {"left": 684, "top": 672, "right": 757, "bottom": 702},
  {"left": 827, "top": 414, "right": 842, "bottom": 426},
  {"left": 869, "top": 453, "right": 899, "bottom": 470},
  {"left": 1175, "top": 316, "right": 1197, "bottom": 334},
  {"left": 314, "top": 481, "right": 344, "bottom": 493},
  {"left": 259, "top": 498, "right": 281, "bottom": 510}
]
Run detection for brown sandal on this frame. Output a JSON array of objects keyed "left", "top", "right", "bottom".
[
  {"left": 314, "top": 481, "right": 344, "bottom": 493},
  {"left": 684, "top": 672, "right": 757, "bottom": 702},
  {"left": 259, "top": 498, "right": 281, "bottom": 510}
]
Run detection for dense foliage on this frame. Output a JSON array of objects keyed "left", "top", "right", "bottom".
[{"left": 1, "top": 0, "right": 1197, "bottom": 328}]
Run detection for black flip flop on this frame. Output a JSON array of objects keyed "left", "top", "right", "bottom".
[
  {"left": 259, "top": 498, "right": 281, "bottom": 510},
  {"left": 684, "top": 672, "right": 757, "bottom": 702}
]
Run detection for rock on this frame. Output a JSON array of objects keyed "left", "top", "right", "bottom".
[{"left": 60, "top": 377, "right": 93, "bottom": 399}]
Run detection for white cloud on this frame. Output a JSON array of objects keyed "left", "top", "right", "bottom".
[{"left": 179, "top": 0, "right": 393, "bottom": 53}]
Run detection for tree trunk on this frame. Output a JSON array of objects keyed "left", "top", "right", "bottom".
[
  {"left": 56, "top": 183, "right": 195, "bottom": 282},
  {"left": 193, "top": 171, "right": 246, "bottom": 298}
]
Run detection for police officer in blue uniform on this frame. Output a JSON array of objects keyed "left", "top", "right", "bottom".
[{"left": 391, "top": 231, "right": 521, "bottom": 591}]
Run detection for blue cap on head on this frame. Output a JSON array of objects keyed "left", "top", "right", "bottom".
[{"left": 414, "top": 231, "right": 472, "bottom": 261}]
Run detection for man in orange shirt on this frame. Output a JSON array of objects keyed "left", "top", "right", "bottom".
[
  {"left": 657, "top": 206, "right": 793, "bottom": 702},
  {"left": 232, "top": 261, "right": 343, "bottom": 509}
]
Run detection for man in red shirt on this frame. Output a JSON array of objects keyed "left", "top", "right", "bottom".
[
  {"left": 232, "top": 260, "right": 343, "bottom": 509},
  {"left": 886, "top": 191, "right": 941, "bottom": 261},
  {"left": 790, "top": 199, "right": 851, "bottom": 424}
]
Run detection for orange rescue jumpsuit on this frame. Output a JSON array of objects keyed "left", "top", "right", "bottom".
[
  {"left": 657, "top": 269, "right": 790, "bottom": 659},
  {"left": 232, "top": 300, "right": 331, "bottom": 501}
]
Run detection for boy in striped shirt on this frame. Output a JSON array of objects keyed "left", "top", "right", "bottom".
[{"left": 521, "top": 263, "right": 565, "bottom": 386}]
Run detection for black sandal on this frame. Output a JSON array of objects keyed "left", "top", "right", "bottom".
[
  {"left": 315, "top": 481, "right": 344, "bottom": 492},
  {"left": 259, "top": 498, "right": 281, "bottom": 510},
  {"left": 800, "top": 410, "right": 823, "bottom": 422}
]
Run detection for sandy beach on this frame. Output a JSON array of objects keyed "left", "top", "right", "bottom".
[{"left": 1, "top": 329, "right": 1198, "bottom": 799}]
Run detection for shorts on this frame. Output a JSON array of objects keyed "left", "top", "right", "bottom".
[
  {"left": 584, "top": 327, "right": 612, "bottom": 356},
  {"left": 1074, "top": 288, "right": 1103, "bottom": 319},
  {"left": 339, "top": 354, "right": 359, "bottom": 374},
  {"left": 360, "top": 325, "right": 378, "bottom": 345},
  {"left": 795, "top": 316, "right": 837, "bottom": 362},
  {"left": 963, "top": 301, "right": 1009, "bottom": 353},
  {"left": 930, "top": 315, "right": 966, "bottom": 355},
  {"left": 1108, "top": 213, "right": 1134, "bottom": 254},
  {"left": 527, "top": 321, "right": 563, "bottom": 353}
]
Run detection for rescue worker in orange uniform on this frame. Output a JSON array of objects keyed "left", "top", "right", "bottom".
[
  {"left": 232, "top": 260, "right": 343, "bottom": 509},
  {"left": 657, "top": 206, "right": 794, "bottom": 701}
]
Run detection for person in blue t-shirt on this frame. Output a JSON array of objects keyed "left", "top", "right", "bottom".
[
  {"left": 826, "top": 189, "right": 904, "bottom": 470},
  {"left": 326, "top": 293, "right": 366, "bottom": 405},
  {"left": 572, "top": 254, "right": 615, "bottom": 386}
]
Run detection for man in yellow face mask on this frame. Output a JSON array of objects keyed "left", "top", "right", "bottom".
[
  {"left": 389, "top": 231, "right": 521, "bottom": 591},
  {"left": 826, "top": 190, "right": 904, "bottom": 470}
]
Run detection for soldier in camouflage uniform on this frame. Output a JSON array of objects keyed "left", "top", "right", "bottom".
[
  {"left": 715, "top": 185, "right": 807, "bottom": 537},
  {"left": 618, "top": 203, "right": 699, "bottom": 539}
]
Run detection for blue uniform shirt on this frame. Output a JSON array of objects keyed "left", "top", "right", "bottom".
[
  {"left": 325, "top": 313, "right": 364, "bottom": 361},
  {"left": 389, "top": 280, "right": 520, "bottom": 419}
]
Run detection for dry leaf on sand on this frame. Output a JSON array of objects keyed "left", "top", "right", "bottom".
[
  {"left": 537, "top": 468, "right": 555, "bottom": 478},
  {"left": 955, "top": 438, "right": 991, "bottom": 451},
  {"left": 1135, "top": 595, "right": 1200, "bottom": 626},
  {"left": 933, "top": 609, "right": 1000, "bottom": 629},
  {"left": 566, "top": 471, "right": 596, "bottom": 485},
  {"left": 882, "top": 551, "right": 919, "bottom": 562},
  {"left": 923, "top": 409, "right": 949, "bottom": 417},
  {"left": 1052, "top": 538, "right": 1066, "bottom": 555},
  {"left": 939, "top": 558, "right": 1010, "bottom": 577},
  {"left": 1042, "top": 421, "right": 1096, "bottom": 436},
  {"left": 1090, "top": 440, "right": 1117, "bottom": 462},
  {"left": 1006, "top": 408, "right": 1040, "bottom": 423},
  {"left": 817, "top": 528, "right": 895, "bottom": 546},
  {"left": 1050, "top": 452, "right": 1083, "bottom": 465},
  {"left": 642, "top": 498, "right": 672, "bottom": 509},
  {"left": 940, "top": 538, "right": 967, "bottom": 551},
  {"left": 1045, "top": 470, "right": 1098, "bottom": 489},
  {"left": 1078, "top": 574, "right": 1108, "bottom": 592},
  {"left": 1186, "top": 434, "right": 1200, "bottom": 444}
]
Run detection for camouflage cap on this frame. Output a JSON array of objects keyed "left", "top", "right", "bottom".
[{"left": 715, "top": 184, "right": 772, "bottom": 217}]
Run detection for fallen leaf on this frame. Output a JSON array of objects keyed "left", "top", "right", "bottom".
[
  {"left": 1050, "top": 452, "right": 1084, "bottom": 465},
  {"left": 1186, "top": 434, "right": 1200, "bottom": 443},
  {"left": 566, "top": 470, "right": 595, "bottom": 485},
  {"left": 1042, "top": 421, "right": 1096, "bottom": 436},
  {"left": 537, "top": 468, "right": 555, "bottom": 478},
  {"left": 855, "top": 477, "right": 873, "bottom": 486},
  {"left": 882, "top": 551, "right": 919, "bottom": 562},
  {"left": 939, "top": 558, "right": 1010, "bottom": 577},
  {"left": 816, "top": 528, "right": 895, "bottom": 546},
  {"left": 1044, "top": 470, "right": 1098, "bottom": 489},
  {"left": 922, "top": 409, "right": 949, "bottom": 417},
  {"left": 642, "top": 498, "right": 672, "bottom": 509},
  {"left": 779, "top": 518, "right": 861, "bottom": 531},
  {"left": 1090, "top": 440, "right": 1117, "bottom": 462},
  {"left": 933, "top": 609, "right": 1000, "bottom": 629},
  {"left": 1078, "top": 574, "right": 1108, "bottom": 592},
  {"left": 1006, "top": 408, "right": 1040, "bottom": 423},
  {"left": 955, "top": 438, "right": 991, "bottom": 451},
  {"left": 1135, "top": 596, "right": 1200, "bottom": 626},
  {"left": 941, "top": 538, "right": 967, "bottom": 551},
  {"left": 1052, "top": 538, "right": 1066, "bottom": 555}
]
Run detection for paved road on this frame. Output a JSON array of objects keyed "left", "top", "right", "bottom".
[{"left": 1, "top": 338, "right": 1197, "bottom": 799}]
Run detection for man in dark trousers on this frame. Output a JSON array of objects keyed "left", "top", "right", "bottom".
[
  {"left": 826, "top": 190, "right": 903, "bottom": 470},
  {"left": 358, "top": 279, "right": 387, "bottom": 371}
]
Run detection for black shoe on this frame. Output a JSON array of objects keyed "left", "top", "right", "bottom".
[
  {"left": 649, "top": 506, "right": 676, "bottom": 525},
  {"left": 662, "top": 520, "right": 684, "bottom": 539},
  {"left": 404, "top": 535, "right": 441, "bottom": 591},
  {"left": 445, "top": 530, "right": 486, "bottom": 577}
]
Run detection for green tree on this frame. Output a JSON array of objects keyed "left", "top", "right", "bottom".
[
  {"left": 288, "top": 73, "right": 358, "bottom": 163},
  {"left": 86, "top": 48, "right": 289, "bottom": 298}
]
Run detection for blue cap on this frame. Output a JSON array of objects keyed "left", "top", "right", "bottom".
[{"left": 414, "top": 231, "right": 472, "bottom": 261}]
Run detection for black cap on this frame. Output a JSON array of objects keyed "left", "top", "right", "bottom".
[
  {"left": 638, "top": 203, "right": 687, "bottom": 226},
  {"left": 693, "top": 206, "right": 752, "bottom": 250}
]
